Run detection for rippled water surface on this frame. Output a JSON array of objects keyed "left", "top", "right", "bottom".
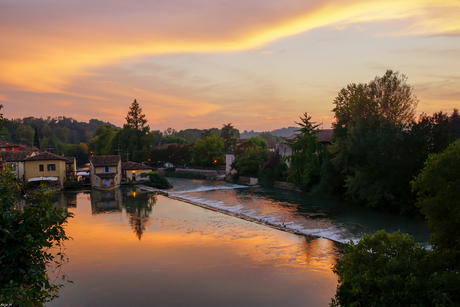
[
  {"left": 166, "top": 178, "right": 431, "bottom": 244},
  {"left": 46, "top": 186, "right": 341, "bottom": 307}
]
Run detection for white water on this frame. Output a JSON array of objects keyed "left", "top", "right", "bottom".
[{"left": 142, "top": 178, "right": 431, "bottom": 245}]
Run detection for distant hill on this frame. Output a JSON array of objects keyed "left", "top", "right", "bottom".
[{"left": 240, "top": 126, "right": 298, "bottom": 139}]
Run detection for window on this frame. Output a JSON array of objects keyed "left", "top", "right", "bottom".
[
  {"left": 39, "top": 164, "right": 44, "bottom": 172},
  {"left": 104, "top": 166, "right": 110, "bottom": 173},
  {"left": 47, "top": 164, "right": 56, "bottom": 171}
]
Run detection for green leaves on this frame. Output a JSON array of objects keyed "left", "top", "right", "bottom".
[
  {"left": 286, "top": 113, "right": 324, "bottom": 190},
  {"left": 412, "top": 139, "right": 460, "bottom": 251},
  {"left": 233, "top": 137, "right": 269, "bottom": 176},
  {"left": 0, "top": 174, "right": 72, "bottom": 305},
  {"left": 331, "top": 231, "right": 460, "bottom": 306},
  {"left": 190, "top": 135, "right": 225, "bottom": 167}
]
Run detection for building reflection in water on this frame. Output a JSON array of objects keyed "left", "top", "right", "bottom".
[
  {"left": 90, "top": 187, "right": 157, "bottom": 240},
  {"left": 122, "top": 187, "right": 157, "bottom": 240},
  {"left": 90, "top": 189, "right": 122, "bottom": 214}
]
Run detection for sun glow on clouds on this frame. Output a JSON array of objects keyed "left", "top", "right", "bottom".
[{"left": 0, "top": 0, "right": 459, "bottom": 129}]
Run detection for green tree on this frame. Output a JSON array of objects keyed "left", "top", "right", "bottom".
[
  {"left": 0, "top": 171, "right": 73, "bottom": 305},
  {"left": 286, "top": 113, "right": 324, "bottom": 190},
  {"left": 33, "top": 127, "right": 40, "bottom": 149},
  {"left": 233, "top": 137, "right": 269, "bottom": 176},
  {"left": 126, "top": 99, "right": 147, "bottom": 130},
  {"left": 190, "top": 135, "right": 224, "bottom": 167},
  {"left": 258, "top": 131, "right": 276, "bottom": 141},
  {"left": 330, "top": 70, "right": 421, "bottom": 212},
  {"left": 412, "top": 139, "right": 460, "bottom": 251},
  {"left": 258, "top": 149, "right": 288, "bottom": 187},
  {"left": 65, "top": 143, "right": 89, "bottom": 165},
  {"left": 331, "top": 230, "right": 459, "bottom": 306},
  {"left": 119, "top": 100, "right": 154, "bottom": 162},
  {"left": 221, "top": 123, "right": 239, "bottom": 153},
  {"left": 15, "top": 125, "right": 34, "bottom": 146},
  {"left": 88, "top": 124, "right": 118, "bottom": 155},
  {"left": 146, "top": 171, "right": 172, "bottom": 189}
]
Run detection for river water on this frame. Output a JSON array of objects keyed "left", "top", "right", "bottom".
[{"left": 44, "top": 179, "right": 431, "bottom": 306}]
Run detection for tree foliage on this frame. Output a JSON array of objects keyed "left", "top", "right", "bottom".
[
  {"left": 0, "top": 171, "right": 73, "bottom": 305},
  {"left": 125, "top": 99, "right": 147, "bottom": 131},
  {"left": 327, "top": 70, "right": 457, "bottom": 213},
  {"left": 286, "top": 113, "right": 325, "bottom": 190},
  {"left": 190, "top": 135, "right": 224, "bottom": 167},
  {"left": 146, "top": 171, "right": 172, "bottom": 189},
  {"left": 412, "top": 139, "right": 460, "bottom": 251},
  {"left": 221, "top": 123, "right": 239, "bottom": 153},
  {"left": 331, "top": 230, "right": 460, "bottom": 307},
  {"left": 233, "top": 137, "right": 269, "bottom": 176}
]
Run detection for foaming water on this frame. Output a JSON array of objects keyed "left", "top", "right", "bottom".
[{"left": 166, "top": 178, "right": 432, "bottom": 245}]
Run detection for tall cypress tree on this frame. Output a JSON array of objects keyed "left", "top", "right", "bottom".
[{"left": 33, "top": 127, "right": 40, "bottom": 149}]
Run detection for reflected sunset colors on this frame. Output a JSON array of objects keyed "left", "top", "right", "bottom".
[{"left": 48, "top": 187, "right": 339, "bottom": 306}]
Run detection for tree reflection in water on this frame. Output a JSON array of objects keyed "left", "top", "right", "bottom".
[{"left": 122, "top": 187, "right": 157, "bottom": 240}]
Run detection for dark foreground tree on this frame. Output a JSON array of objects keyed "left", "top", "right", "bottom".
[
  {"left": 331, "top": 231, "right": 460, "bottom": 306},
  {"left": 0, "top": 171, "right": 73, "bottom": 305},
  {"left": 412, "top": 139, "right": 460, "bottom": 251}
]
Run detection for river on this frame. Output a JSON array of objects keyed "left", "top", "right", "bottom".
[{"left": 44, "top": 179, "right": 431, "bottom": 306}]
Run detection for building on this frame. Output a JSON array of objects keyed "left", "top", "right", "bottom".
[
  {"left": 0, "top": 140, "right": 20, "bottom": 151},
  {"left": 23, "top": 152, "right": 67, "bottom": 188},
  {"left": 0, "top": 151, "right": 36, "bottom": 181},
  {"left": 90, "top": 155, "right": 121, "bottom": 190},
  {"left": 121, "top": 161, "right": 153, "bottom": 182},
  {"left": 277, "top": 129, "right": 333, "bottom": 167},
  {"left": 65, "top": 157, "right": 77, "bottom": 181},
  {"left": 225, "top": 153, "right": 236, "bottom": 175}
]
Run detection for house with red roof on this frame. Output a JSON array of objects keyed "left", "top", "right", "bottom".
[{"left": 90, "top": 155, "right": 121, "bottom": 190}]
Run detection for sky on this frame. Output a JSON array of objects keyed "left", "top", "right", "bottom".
[{"left": 1, "top": 0, "right": 459, "bottom": 132}]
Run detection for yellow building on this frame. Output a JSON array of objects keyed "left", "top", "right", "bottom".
[
  {"left": 23, "top": 152, "right": 67, "bottom": 189},
  {"left": 121, "top": 161, "right": 153, "bottom": 182},
  {"left": 90, "top": 155, "right": 121, "bottom": 190}
]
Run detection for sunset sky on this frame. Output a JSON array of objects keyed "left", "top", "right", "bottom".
[{"left": 1, "top": 0, "right": 459, "bottom": 131}]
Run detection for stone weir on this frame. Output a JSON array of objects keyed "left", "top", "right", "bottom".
[{"left": 138, "top": 185, "right": 340, "bottom": 243}]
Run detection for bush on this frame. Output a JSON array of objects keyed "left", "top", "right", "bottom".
[
  {"left": 412, "top": 139, "right": 460, "bottom": 250},
  {"left": 63, "top": 181, "right": 83, "bottom": 189},
  {"left": 331, "top": 230, "right": 460, "bottom": 306},
  {"left": 0, "top": 172, "right": 73, "bottom": 305},
  {"left": 146, "top": 171, "right": 172, "bottom": 189}
]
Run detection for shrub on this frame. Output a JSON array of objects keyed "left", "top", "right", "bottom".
[
  {"left": 146, "top": 171, "right": 172, "bottom": 189},
  {"left": 63, "top": 181, "right": 83, "bottom": 189},
  {"left": 0, "top": 172, "right": 73, "bottom": 305},
  {"left": 331, "top": 230, "right": 460, "bottom": 306}
]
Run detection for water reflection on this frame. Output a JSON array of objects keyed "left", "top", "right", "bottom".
[
  {"left": 167, "top": 178, "right": 431, "bottom": 244},
  {"left": 122, "top": 188, "right": 157, "bottom": 240},
  {"left": 47, "top": 189, "right": 339, "bottom": 307},
  {"left": 90, "top": 189, "right": 122, "bottom": 214}
]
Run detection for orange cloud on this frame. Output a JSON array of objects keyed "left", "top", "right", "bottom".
[{"left": 1, "top": 0, "right": 458, "bottom": 96}]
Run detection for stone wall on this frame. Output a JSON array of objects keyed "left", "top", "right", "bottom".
[
  {"left": 175, "top": 168, "right": 218, "bottom": 178},
  {"left": 273, "top": 181, "right": 302, "bottom": 192},
  {"left": 238, "top": 176, "right": 258, "bottom": 186}
]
